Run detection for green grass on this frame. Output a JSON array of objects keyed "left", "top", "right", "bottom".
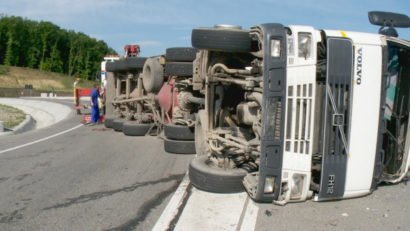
[
  {"left": 0, "top": 104, "right": 26, "bottom": 129},
  {"left": 0, "top": 65, "right": 9, "bottom": 75}
]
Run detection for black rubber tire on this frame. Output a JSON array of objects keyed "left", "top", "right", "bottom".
[
  {"left": 106, "top": 60, "right": 126, "bottom": 72},
  {"left": 189, "top": 155, "right": 247, "bottom": 193},
  {"left": 105, "top": 61, "right": 116, "bottom": 72},
  {"left": 165, "top": 62, "right": 193, "bottom": 76},
  {"left": 195, "top": 110, "right": 209, "bottom": 156},
  {"left": 112, "top": 118, "right": 125, "bottom": 132},
  {"left": 166, "top": 47, "right": 197, "bottom": 62},
  {"left": 125, "top": 57, "right": 147, "bottom": 70},
  {"left": 191, "top": 28, "right": 251, "bottom": 52},
  {"left": 123, "top": 121, "right": 151, "bottom": 136},
  {"left": 164, "top": 124, "right": 195, "bottom": 140},
  {"left": 106, "top": 58, "right": 146, "bottom": 72},
  {"left": 104, "top": 116, "right": 116, "bottom": 128},
  {"left": 164, "top": 138, "right": 196, "bottom": 154},
  {"left": 142, "top": 57, "right": 164, "bottom": 93}
]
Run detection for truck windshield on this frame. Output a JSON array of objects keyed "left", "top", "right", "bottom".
[{"left": 383, "top": 41, "right": 410, "bottom": 177}]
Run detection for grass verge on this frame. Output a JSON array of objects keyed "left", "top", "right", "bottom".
[{"left": 0, "top": 104, "right": 26, "bottom": 129}]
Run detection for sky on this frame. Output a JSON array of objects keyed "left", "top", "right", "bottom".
[{"left": 0, "top": 0, "right": 409, "bottom": 57}]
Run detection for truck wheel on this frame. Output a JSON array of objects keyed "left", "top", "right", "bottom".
[
  {"left": 125, "top": 57, "right": 147, "bottom": 70},
  {"left": 164, "top": 124, "right": 195, "bottom": 140},
  {"left": 106, "top": 60, "right": 126, "bottom": 72},
  {"left": 104, "top": 116, "right": 115, "bottom": 128},
  {"left": 195, "top": 110, "right": 209, "bottom": 156},
  {"left": 189, "top": 155, "right": 247, "bottom": 193},
  {"left": 166, "top": 47, "right": 197, "bottom": 62},
  {"left": 164, "top": 138, "right": 196, "bottom": 154},
  {"left": 165, "top": 62, "right": 193, "bottom": 76},
  {"left": 123, "top": 122, "right": 151, "bottom": 136},
  {"left": 191, "top": 28, "right": 251, "bottom": 52},
  {"left": 142, "top": 57, "right": 164, "bottom": 93},
  {"left": 112, "top": 118, "right": 125, "bottom": 132},
  {"left": 106, "top": 61, "right": 117, "bottom": 72}
]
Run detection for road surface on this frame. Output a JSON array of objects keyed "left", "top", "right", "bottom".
[
  {"left": 0, "top": 98, "right": 408, "bottom": 231},
  {"left": 0, "top": 99, "right": 193, "bottom": 231}
]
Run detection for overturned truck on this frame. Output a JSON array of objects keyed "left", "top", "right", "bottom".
[
  {"left": 104, "top": 47, "right": 202, "bottom": 154},
  {"left": 188, "top": 11, "right": 410, "bottom": 204}
]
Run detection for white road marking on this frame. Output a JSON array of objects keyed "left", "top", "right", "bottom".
[
  {"left": 239, "top": 198, "right": 259, "bottom": 231},
  {"left": 152, "top": 174, "right": 191, "bottom": 231},
  {"left": 0, "top": 124, "right": 83, "bottom": 154},
  {"left": 174, "top": 189, "right": 248, "bottom": 231},
  {"left": 153, "top": 174, "right": 260, "bottom": 231}
]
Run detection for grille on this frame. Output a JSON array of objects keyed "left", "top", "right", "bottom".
[{"left": 285, "top": 83, "right": 313, "bottom": 154}]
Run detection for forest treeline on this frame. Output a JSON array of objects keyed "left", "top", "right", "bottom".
[{"left": 0, "top": 15, "right": 117, "bottom": 80}]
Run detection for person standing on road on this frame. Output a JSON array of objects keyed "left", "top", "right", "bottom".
[{"left": 90, "top": 84, "right": 100, "bottom": 124}]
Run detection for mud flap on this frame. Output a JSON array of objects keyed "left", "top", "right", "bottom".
[
  {"left": 244, "top": 24, "right": 287, "bottom": 202},
  {"left": 318, "top": 38, "right": 353, "bottom": 200}
]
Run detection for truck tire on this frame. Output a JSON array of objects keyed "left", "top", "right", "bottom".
[
  {"left": 166, "top": 47, "right": 197, "bottom": 62},
  {"left": 165, "top": 62, "right": 193, "bottom": 76},
  {"left": 106, "top": 60, "right": 126, "bottom": 72},
  {"left": 125, "top": 57, "right": 147, "bottom": 70},
  {"left": 189, "top": 155, "right": 247, "bottom": 193},
  {"left": 164, "top": 124, "right": 195, "bottom": 140},
  {"left": 191, "top": 28, "right": 251, "bottom": 52},
  {"left": 195, "top": 110, "right": 209, "bottom": 156},
  {"left": 142, "top": 58, "right": 164, "bottom": 93},
  {"left": 123, "top": 122, "right": 151, "bottom": 136},
  {"left": 106, "top": 61, "right": 116, "bottom": 72},
  {"left": 104, "top": 116, "right": 116, "bottom": 128},
  {"left": 112, "top": 118, "right": 125, "bottom": 132},
  {"left": 164, "top": 138, "right": 196, "bottom": 154}
]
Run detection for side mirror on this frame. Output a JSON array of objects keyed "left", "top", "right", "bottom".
[{"left": 368, "top": 11, "right": 410, "bottom": 37}]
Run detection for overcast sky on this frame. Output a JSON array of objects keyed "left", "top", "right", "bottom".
[{"left": 1, "top": 0, "right": 409, "bottom": 57}]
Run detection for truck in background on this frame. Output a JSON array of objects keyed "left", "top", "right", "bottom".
[{"left": 103, "top": 46, "right": 202, "bottom": 154}]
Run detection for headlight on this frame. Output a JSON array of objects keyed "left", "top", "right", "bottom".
[
  {"left": 290, "top": 174, "right": 305, "bottom": 199},
  {"left": 270, "top": 39, "right": 281, "bottom": 58},
  {"left": 298, "top": 33, "right": 312, "bottom": 59},
  {"left": 287, "top": 36, "right": 294, "bottom": 56},
  {"left": 264, "top": 176, "right": 276, "bottom": 194}
]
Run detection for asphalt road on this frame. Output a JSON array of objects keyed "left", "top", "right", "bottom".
[
  {"left": 255, "top": 181, "right": 409, "bottom": 231},
  {"left": 0, "top": 99, "right": 193, "bottom": 231},
  {"left": 0, "top": 98, "right": 409, "bottom": 231}
]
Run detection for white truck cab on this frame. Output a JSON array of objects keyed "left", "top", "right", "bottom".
[
  {"left": 101, "top": 56, "right": 120, "bottom": 90},
  {"left": 188, "top": 11, "right": 410, "bottom": 205},
  {"left": 278, "top": 26, "right": 410, "bottom": 204}
]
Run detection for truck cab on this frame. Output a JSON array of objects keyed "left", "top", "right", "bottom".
[{"left": 188, "top": 11, "right": 410, "bottom": 204}]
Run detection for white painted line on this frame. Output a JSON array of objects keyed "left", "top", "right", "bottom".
[
  {"left": 153, "top": 175, "right": 260, "bottom": 231},
  {"left": 239, "top": 198, "right": 259, "bottom": 231},
  {"left": 0, "top": 124, "right": 83, "bottom": 154},
  {"left": 174, "top": 189, "right": 248, "bottom": 231},
  {"left": 152, "top": 174, "right": 191, "bottom": 231}
]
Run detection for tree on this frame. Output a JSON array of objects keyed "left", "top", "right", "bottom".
[
  {"left": 0, "top": 16, "right": 117, "bottom": 78},
  {"left": 4, "top": 33, "right": 16, "bottom": 66},
  {"left": 49, "top": 41, "right": 63, "bottom": 72}
]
